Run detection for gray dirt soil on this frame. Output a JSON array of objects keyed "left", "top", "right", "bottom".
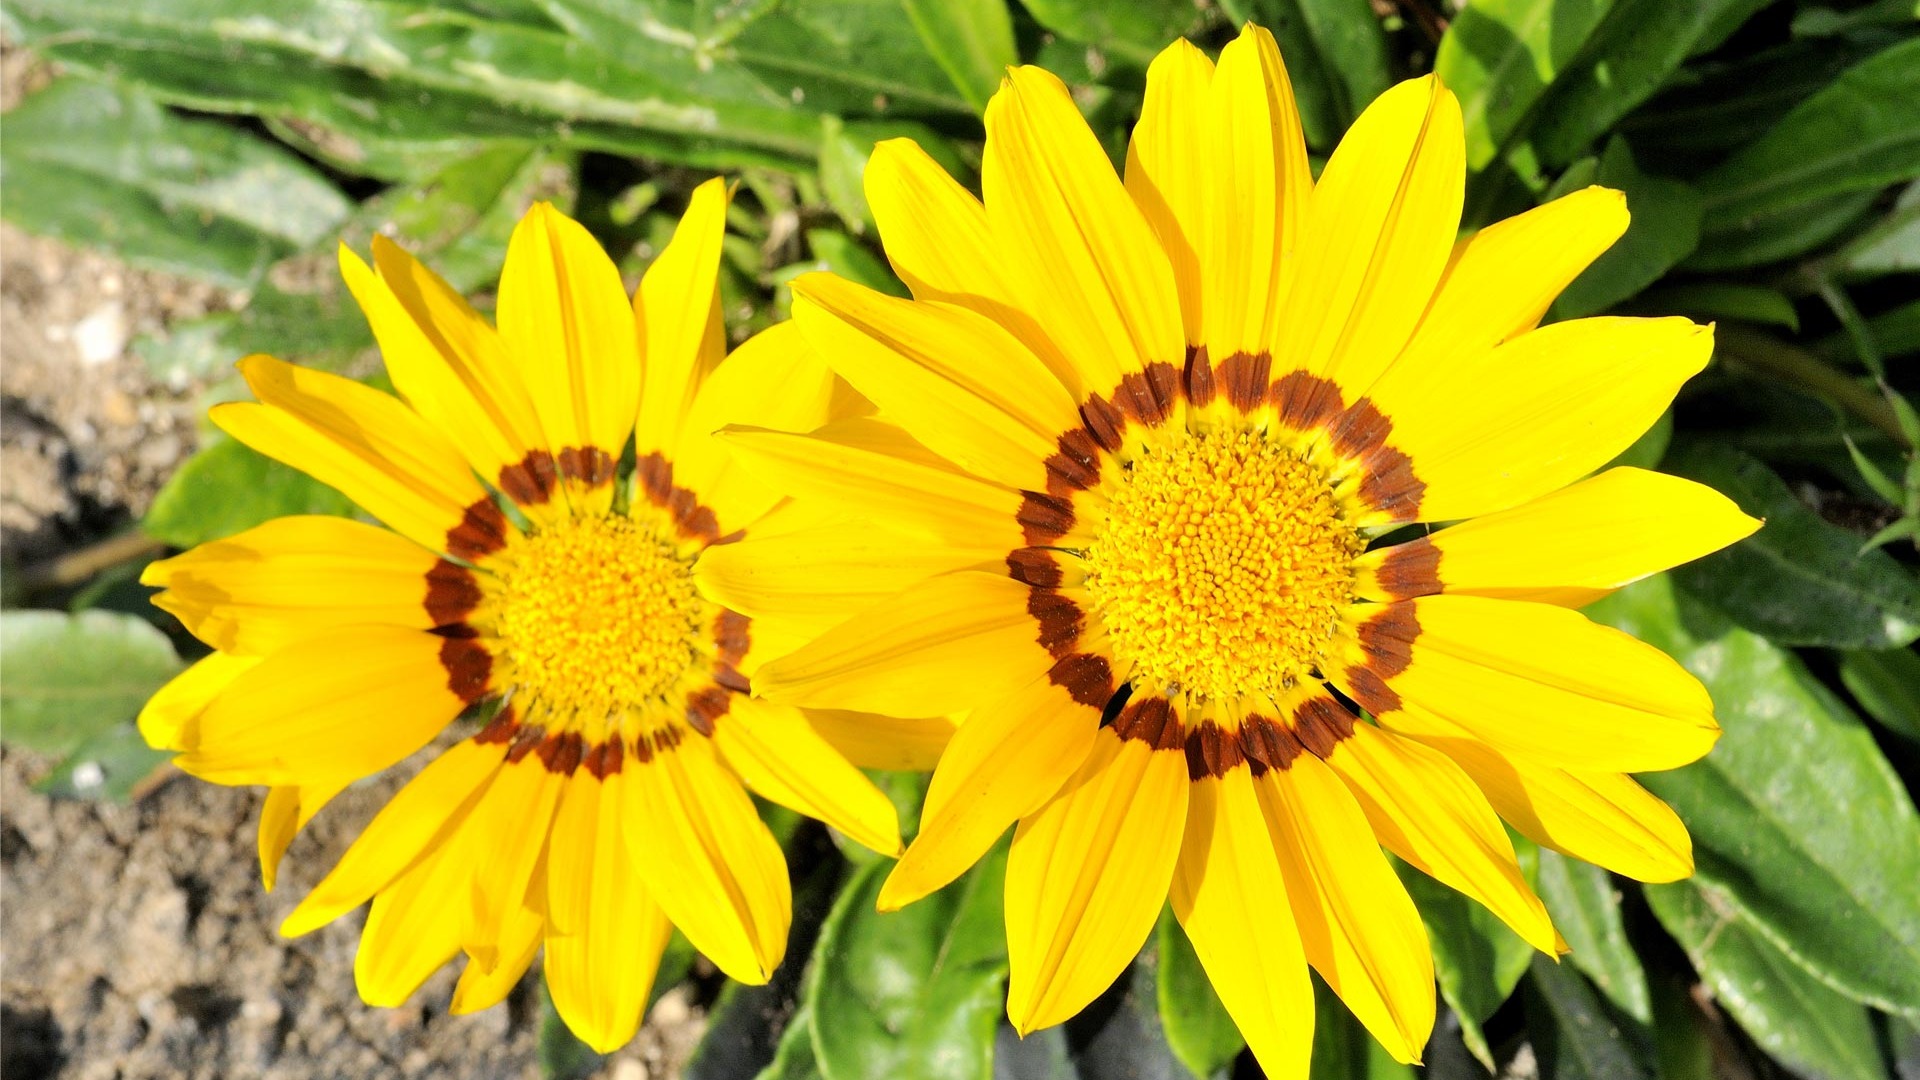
[{"left": 1, "top": 47, "right": 707, "bottom": 1080}]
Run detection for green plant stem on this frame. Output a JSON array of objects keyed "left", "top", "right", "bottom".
[{"left": 1716, "top": 324, "right": 1914, "bottom": 449}]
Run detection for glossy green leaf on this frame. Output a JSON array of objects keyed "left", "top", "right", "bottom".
[
  {"left": 1835, "top": 181, "right": 1920, "bottom": 277},
  {"left": 0, "top": 610, "right": 183, "bottom": 758},
  {"left": 1646, "top": 970, "right": 1713, "bottom": 1080},
  {"left": 1686, "top": 188, "right": 1879, "bottom": 271},
  {"left": 1309, "top": 976, "right": 1417, "bottom": 1080},
  {"left": 1534, "top": 851, "right": 1650, "bottom": 1024},
  {"left": 806, "top": 847, "right": 1007, "bottom": 1080},
  {"left": 1698, "top": 36, "right": 1920, "bottom": 228},
  {"left": 1839, "top": 647, "right": 1920, "bottom": 742},
  {"left": 1588, "top": 575, "right": 1920, "bottom": 1017},
  {"left": 1549, "top": 137, "right": 1702, "bottom": 319},
  {"left": 1435, "top": 0, "right": 1617, "bottom": 171},
  {"left": 142, "top": 436, "right": 358, "bottom": 549},
  {"left": 1228, "top": 0, "right": 1392, "bottom": 151},
  {"left": 1156, "top": 907, "right": 1243, "bottom": 1079},
  {"left": 1526, "top": 957, "right": 1651, "bottom": 1080},
  {"left": 1646, "top": 879, "right": 1885, "bottom": 1080},
  {"left": 1017, "top": 0, "right": 1200, "bottom": 67},
  {"left": 1517, "top": 0, "right": 1774, "bottom": 171},
  {"left": 31, "top": 722, "right": 173, "bottom": 803},
  {"left": 0, "top": 78, "right": 351, "bottom": 286},
  {"left": 756, "top": 1003, "right": 825, "bottom": 1080},
  {"left": 1397, "top": 851, "right": 1536, "bottom": 1069},
  {"left": 898, "top": 0, "right": 1016, "bottom": 115},
  {"left": 1665, "top": 442, "right": 1920, "bottom": 648}
]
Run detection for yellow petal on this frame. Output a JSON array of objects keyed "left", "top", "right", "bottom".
[
  {"left": 497, "top": 201, "right": 640, "bottom": 468},
  {"left": 1338, "top": 596, "right": 1720, "bottom": 774},
  {"left": 803, "top": 708, "right": 958, "bottom": 772},
  {"left": 714, "top": 696, "right": 902, "bottom": 857},
  {"left": 1354, "top": 316, "right": 1714, "bottom": 525},
  {"left": 138, "top": 651, "right": 259, "bottom": 750},
  {"left": 1171, "top": 768, "right": 1313, "bottom": 1080},
  {"left": 214, "top": 355, "right": 513, "bottom": 557},
  {"left": 174, "top": 626, "right": 473, "bottom": 786},
  {"left": 621, "top": 736, "right": 789, "bottom": 985},
  {"left": 752, "top": 571, "right": 1048, "bottom": 716},
  {"left": 1383, "top": 710, "right": 1694, "bottom": 883},
  {"left": 1323, "top": 722, "right": 1556, "bottom": 954},
  {"left": 282, "top": 738, "right": 502, "bottom": 937},
  {"left": 1394, "top": 187, "right": 1629, "bottom": 375},
  {"left": 670, "top": 320, "right": 836, "bottom": 535},
  {"left": 544, "top": 776, "right": 675, "bottom": 1053},
  {"left": 1200, "top": 25, "right": 1311, "bottom": 358},
  {"left": 340, "top": 244, "right": 533, "bottom": 494},
  {"left": 881, "top": 673, "right": 1102, "bottom": 910},
  {"left": 356, "top": 826, "right": 473, "bottom": 1006},
  {"left": 715, "top": 419, "right": 1025, "bottom": 550},
  {"left": 866, "top": 138, "right": 1016, "bottom": 307},
  {"left": 451, "top": 902, "right": 546, "bottom": 1014},
  {"left": 694, "top": 520, "right": 1000, "bottom": 648},
  {"left": 636, "top": 178, "right": 731, "bottom": 456},
  {"left": 791, "top": 277, "right": 1077, "bottom": 489},
  {"left": 1255, "top": 754, "right": 1435, "bottom": 1064},
  {"left": 258, "top": 777, "right": 349, "bottom": 892},
  {"left": 1355, "top": 467, "right": 1760, "bottom": 606},
  {"left": 370, "top": 234, "right": 546, "bottom": 468},
  {"left": 1270, "top": 75, "right": 1462, "bottom": 399},
  {"left": 1124, "top": 37, "right": 1214, "bottom": 343},
  {"left": 1005, "top": 730, "right": 1188, "bottom": 1032},
  {"left": 985, "top": 65, "right": 1184, "bottom": 394},
  {"left": 143, "top": 515, "right": 443, "bottom": 655},
  {"left": 462, "top": 757, "right": 565, "bottom": 971}
]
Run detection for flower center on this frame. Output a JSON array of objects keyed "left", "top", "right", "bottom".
[
  {"left": 491, "top": 512, "right": 707, "bottom": 726},
  {"left": 1083, "top": 430, "right": 1361, "bottom": 702}
]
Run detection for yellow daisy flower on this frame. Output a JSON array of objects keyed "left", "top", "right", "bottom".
[
  {"left": 705, "top": 26, "right": 1761, "bottom": 1076},
  {"left": 136, "top": 183, "right": 902, "bottom": 1052}
]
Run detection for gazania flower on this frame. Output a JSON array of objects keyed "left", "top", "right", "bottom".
[
  {"left": 137, "top": 185, "right": 903, "bottom": 1052},
  {"left": 704, "top": 26, "right": 1759, "bottom": 1076}
]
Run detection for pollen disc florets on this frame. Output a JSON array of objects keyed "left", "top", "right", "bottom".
[
  {"left": 490, "top": 512, "right": 707, "bottom": 723},
  {"left": 1083, "top": 429, "right": 1361, "bottom": 702}
]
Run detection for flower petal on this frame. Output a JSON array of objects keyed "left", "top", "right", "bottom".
[
  {"left": 804, "top": 709, "right": 958, "bottom": 772},
  {"left": 355, "top": 823, "right": 473, "bottom": 1006},
  {"left": 1005, "top": 730, "right": 1188, "bottom": 1033},
  {"left": 138, "top": 651, "right": 259, "bottom": 751},
  {"left": 714, "top": 696, "right": 902, "bottom": 857},
  {"left": 881, "top": 672, "right": 1101, "bottom": 910},
  {"left": 1125, "top": 37, "right": 1215, "bottom": 342},
  {"left": 258, "top": 778, "right": 348, "bottom": 892},
  {"left": 636, "top": 178, "right": 730, "bottom": 456}
]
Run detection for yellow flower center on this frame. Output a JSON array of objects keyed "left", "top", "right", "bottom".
[
  {"left": 492, "top": 512, "right": 707, "bottom": 725},
  {"left": 1083, "top": 430, "right": 1361, "bottom": 702}
]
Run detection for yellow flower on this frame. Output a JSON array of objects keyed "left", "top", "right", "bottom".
[
  {"left": 706, "top": 26, "right": 1760, "bottom": 1076},
  {"left": 136, "top": 184, "right": 903, "bottom": 1053}
]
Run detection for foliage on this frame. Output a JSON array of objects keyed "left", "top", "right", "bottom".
[{"left": 3, "top": 0, "right": 1917, "bottom": 1076}]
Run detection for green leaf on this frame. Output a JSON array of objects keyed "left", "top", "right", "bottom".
[
  {"left": 1017, "top": 0, "right": 1201, "bottom": 67},
  {"left": 1526, "top": 957, "right": 1651, "bottom": 1080},
  {"left": 1155, "top": 907, "right": 1244, "bottom": 1079},
  {"left": 898, "top": 0, "right": 1016, "bottom": 115},
  {"left": 805, "top": 846, "right": 1007, "bottom": 1080},
  {"left": 1698, "top": 36, "right": 1920, "bottom": 228},
  {"left": 142, "top": 436, "right": 358, "bottom": 549},
  {"left": 1435, "top": 0, "right": 1617, "bottom": 172},
  {"left": 1839, "top": 646, "right": 1920, "bottom": 742},
  {"left": 1686, "top": 188, "right": 1879, "bottom": 271},
  {"left": 1229, "top": 0, "right": 1392, "bottom": 151},
  {"left": 1635, "top": 283, "right": 1799, "bottom": 332},
  {"left": 756, "top": 1003, "right": 824, "bottom": 1080},
  {"left": 1588, "top": 575, "right": 1920, "bottom": 1018},
  {"left": 1549, "top": 137, "right": 1702, "bottom": 319},
  {"left": 1665, "top": 442, "right": 1920, "bottom": 648},
  {"left": 1646, "top": 878, "right": 1886, "bottom": 1080},
  {"left": 1533, "top": 851, "right": 1650, "bottom": 1024},
  {"left": 1309, "top": 976, "right": 1417, "bottom": 1080},
  {"left": 816, "top": 117, "right": 965, "bottom": 236},
  {"left": 31, "top": 722, "right": 173, "bottom": 802},
  {"left": 1516, "top": 0, "right": 1775, "bottom": 172},
  {"left": 138, "top": 278, "right": 378, "bottom": 386},
  {"left": 1815, "top": 298, "right": 1920, "bottom": 365},
  {"left": 0, "top": 78, "right": 351, "bottom": 287},
  {"left": 796, "top": 229, "right": 907, "bottom": 298},
  {"left": 0, "top": 610, "right": 183, "bottom": 758},
  {"left": 1397, "top": 850, "right": 1536, "bottom": 1069},
  {"left": 1835, "top": 180, "right": 1920, "bottom": 277}
]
